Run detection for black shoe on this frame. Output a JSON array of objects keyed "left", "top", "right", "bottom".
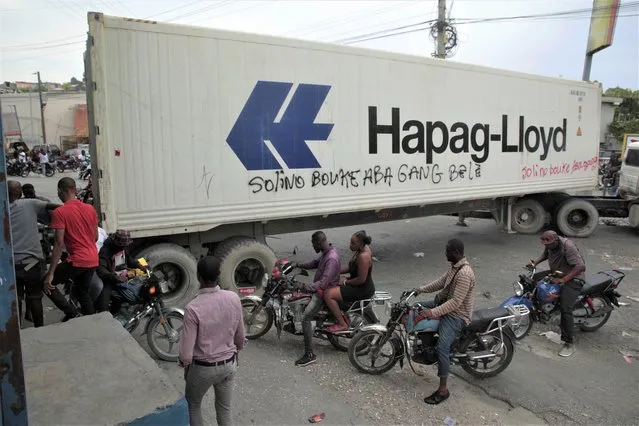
[
  {"left": 283, "top": 323, "right": 296, "bottom": 334},
  {"left": 295, "top": 352, "right": 317, "bottom": 367},
  {"left": 62, "top": 312, "right": 81, "bottom": 322}
]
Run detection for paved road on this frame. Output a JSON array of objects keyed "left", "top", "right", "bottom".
[{"left": 21, "top": 175, "right": 639, "bottom": 424}]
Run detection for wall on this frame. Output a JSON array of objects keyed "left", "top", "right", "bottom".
[{"left": 0, "top": 92, "right": 86, "bottom": 147}]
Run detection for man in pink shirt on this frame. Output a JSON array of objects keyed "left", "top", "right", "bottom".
[{"left": 179, "top": 256, "right": 246, "bottom": 426}]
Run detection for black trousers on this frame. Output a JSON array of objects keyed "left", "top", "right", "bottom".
[
  {"left": 52, "top": 261, "right": 97, "bottom": 316},
  {"left": 560, "top": 280, "right": 583, "bottom": 344},
  {"left": 16, "top": 259, "right": 45, "bottom": 327}
]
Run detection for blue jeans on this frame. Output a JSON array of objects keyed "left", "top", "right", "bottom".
[
  {"left": 415, "top": 300, "right": 465, "bottom": 378},
  {"left": 302, "top": 293, "right": 324, "bottom": 353}
]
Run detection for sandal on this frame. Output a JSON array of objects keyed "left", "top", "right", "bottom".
[
  {"left": 424, "top": 390, "right": 450, "bottom": 405},
  {"left": 327, "top": 323, "right": 348, "bottom": 333}
]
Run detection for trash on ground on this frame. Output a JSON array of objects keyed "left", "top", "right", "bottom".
[
  {"left": 622, "top": 331, "right": 633, "bottom": 338},
  {"left": 444, "top": 417, "right": 457, "bottom": 426},
  {"left": 627, "top": 296, "right": 639, "bottom": 303},
  {"left": 619, "top": 302, "right": 630, "bottom": 306},
  {"left": 372, "top": 256, "right": 380, "bottom": 262},
  {"left": 413, "top": 252, "right": 425, "bottom": 258},
  {"left": 482, "top": 291, "right": 492, "bottom": 299},
  {"left": 540, "top": 331, "right": 562, "bottom": 345},
  {"left": 623, "top": 355, "right": 635, "bottom": 364},
  {"left": 618, "top": 267, "right": 633, "bottom": 271},
  {"left": 308, "top": 412, "right": 325, "bottom": 423}
]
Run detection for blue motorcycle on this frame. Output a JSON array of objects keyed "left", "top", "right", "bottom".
[{"left": 500, "top": 265, "right": 625, "bottom": 340}]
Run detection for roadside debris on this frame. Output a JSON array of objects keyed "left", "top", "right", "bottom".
[
  {"left": 372, "top": 256, "right": 380, "bottom": 262},
  {"left": 540, "top": 331, "right": 562, "bottom": 344},
  {"left": 308, "top": 412, "right": 325, "bottom": 423},
  {"left": 622, "top": 331, "right": 633, "bottom": 338},
  {"left": 619, "top": 302, "right": 630, "bottom": 306},
  {"left": 413, "top": 252, "right": 425, "bottom": 258},
  {"left": 623, "top": 355, "right": 635, "bottom": 364},
  {"left": 482, "top": 291, "right": 492, "bottom": 299},
  {"left": 444, "top": 416, "right": 457, "bottom": 426},
  {"left": 626, "top": 296, "right": 639, "bottom": 303}
]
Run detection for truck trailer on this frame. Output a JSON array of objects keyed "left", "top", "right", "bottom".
[{"left": 85, "top": 13, "right": 601, "bottom": 305}]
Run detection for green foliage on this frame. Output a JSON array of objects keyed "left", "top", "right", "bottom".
[{"left": 605, "top": 87, "right": 639, "bottom": 140}]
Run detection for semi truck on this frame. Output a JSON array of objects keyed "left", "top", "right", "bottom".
[{"left": 85, "top": 13, "right": 602, "bottom": 305}]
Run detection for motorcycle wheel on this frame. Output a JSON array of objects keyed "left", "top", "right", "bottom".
[
  {"left": 146, "top": 311, "right": 184, "bottom": 362},
  {"left": 327, "top": 311, "right": 377, "bottom": 352},
  {"left": 347, "top": 329, "right": 399, "bottom": 375},
  {"left": 241, "top": 299, "right": 273, "bottom": 339},
  {"left": 460, "top": 330, "right": 514, "bottom": 379},
  {"left": 45, "top": 167, "right": 55, "bottom": 177},
  {"left": 509, "top": 314, "right": 533, "bottom": 340},
  {"left": 57, "top": 165, "right": 65, "bottom": 173},
  {"left": 580, "top": 296, "right": 612, "bottom": 332}
]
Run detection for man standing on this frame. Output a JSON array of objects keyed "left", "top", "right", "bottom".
[
  {"left": 44, "top": 177, "right": 100, "bottom": 316},
  {"left": 7, "top": 181, "right": 60, "bottom": 327},
  {"left": 412, "top": 239, "right": 476, "bottom": 405},
  {"left": 291, "top": 231, "right": 341, "bottom": 367},
  {"left": 38, "top": 149, "right": 49, "bottom": 176},
  {"left": 530, "top": 230, "right": 586, "bottom": 357},
  {"left": 179, "top": 256, "right": 245, "bottom": 426}
]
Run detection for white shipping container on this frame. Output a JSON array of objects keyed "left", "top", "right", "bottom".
[{"left": 87, "top": 14, "right": 600, "bottom": 237}]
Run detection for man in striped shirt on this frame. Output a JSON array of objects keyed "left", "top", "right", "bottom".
[{"left": 413, "top": 238, "right": 476, "bottom": 405}]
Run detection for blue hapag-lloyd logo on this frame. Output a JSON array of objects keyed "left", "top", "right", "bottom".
[{"left": 226, "top": 81, "right": 334, "bottom": 171}]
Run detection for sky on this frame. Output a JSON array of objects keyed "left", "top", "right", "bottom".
[{"left": 0, "top": 0, "right": 637, "bottom": 90}]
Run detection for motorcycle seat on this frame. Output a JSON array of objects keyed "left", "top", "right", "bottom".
[
  {"left": 468, "top": 307, "right": 509, "bottom": 331},
  {"left": 581, "top": 273, "right": 612, "bottom": 295}
]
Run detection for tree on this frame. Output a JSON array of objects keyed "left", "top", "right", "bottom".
[
  {"left": 70, "top": 76, "right": 80, "bottom": 85},
  {"left": 605, "top": 87, "right": 639, "bottom": 141},
  {"left": 62, "top": 82, "right": 73, "bottom": 91}
]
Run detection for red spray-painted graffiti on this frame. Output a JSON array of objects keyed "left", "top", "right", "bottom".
[{"left": 521, "top": 156, "right": 598, "bottom": 180}]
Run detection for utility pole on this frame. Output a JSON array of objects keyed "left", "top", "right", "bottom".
[
  {"left": 35, "top": 71, "right": 47, "bottom": 146},
  {"left": 436, "top": 0, "right": 447, "bottom": 59}
]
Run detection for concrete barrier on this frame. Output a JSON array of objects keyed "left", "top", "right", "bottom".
[{"left": 21, "top": 312, "right": 188, "bottom": 426}]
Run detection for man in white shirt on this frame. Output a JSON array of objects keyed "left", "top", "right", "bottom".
[
  {"left": 38, "top": 150, "right": 49, "bottom": 176},
  {"left": 77, "top": 150, "right": 86, "bottom": 162},
  {"left": 18, "top": 150, "right": 26, "bottom": 163}
]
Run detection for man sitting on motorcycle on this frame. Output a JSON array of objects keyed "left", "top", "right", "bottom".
[
  {"left": 529, "top": 230, "right": 585, "bottom": 358},
  {"left": 291, "top": 231, "right": 341, "bottom": 367},
  {"left": 412, "top": 238, "right": 476, "bottom": 405},
  {"left": 96, "top": 229, "right": 147, "bottom": 314}
]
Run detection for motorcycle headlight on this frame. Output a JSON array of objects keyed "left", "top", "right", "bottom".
[
  {"left": 513, "top": 282, "right": 524, "bottom": 297},
  {"left": 384, "top": 301, "right": 393, "bottom": 317}
]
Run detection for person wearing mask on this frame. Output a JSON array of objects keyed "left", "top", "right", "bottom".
[
  {"left": 179, "top": 256, "right": 246, "bottom": 426},
  {"left": 529, "top": 230, "right": 586, "bottom": 357},
  {"left": 323, "top": 230, "right": 375, "bottom": 333},
  {"left": 44, "top": 177, "right": 99, "bottom": 316},
  {"left": 96, "top": 229, "right": 145, "bottom": 313},
  {"left": 412, "top": 238, "right": 476, "bottom": 405},
  {"left": 290, "top": 231, "right": 340, "bottom": 367},
  {"left": 7, "top": 181, "right": 62, "bottom": 327}
]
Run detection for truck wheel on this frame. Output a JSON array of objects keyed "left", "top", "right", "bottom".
[
  {"left": 511, "top": 199, "right": 546, "bottom": 234},
  {"left": 214, "top": 237, "right": 276, "bottom": 293},
  {"left": 555, "top": 198, "right": 599, "bottom": 238},
  {"left": 136, "top": 243, "right": 198, "bottom": 307}
]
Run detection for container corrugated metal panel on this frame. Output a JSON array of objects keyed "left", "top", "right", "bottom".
[{"left": 88, "top": 13, "right": 601, "bottom": 236}]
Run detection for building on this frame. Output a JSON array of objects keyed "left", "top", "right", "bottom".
[
  {"left": 600, "top": 96, "right": 624, "bottom": 151},
  {"left": 1, "top": 91, "right": 88, "bottom": 149}
]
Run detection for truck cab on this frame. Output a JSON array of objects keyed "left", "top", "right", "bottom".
[{"left": 619, "top": 141, "right": 639, "bottom": 198}]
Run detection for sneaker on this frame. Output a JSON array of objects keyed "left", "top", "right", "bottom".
[
  {"left": 558, "top": 343, "right": 575, "bottom": 357},
  {"left": 295, "top": 352, "right": 317, "bottom": 367}
]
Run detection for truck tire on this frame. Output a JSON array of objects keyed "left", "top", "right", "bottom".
[
  {"left": 213, "top": 237, "right": 276, "bottom": 293},
  {"left": 555, "top": 198, "right": 599, "bottom": 238},
  {"left": 136, "top": 243, "right": 198, "bottom": 307},
  {"left": 511, "top": 199, "right": 546, "bottom": 234}
]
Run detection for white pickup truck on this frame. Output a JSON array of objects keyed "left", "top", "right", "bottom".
[{"left": 85, "top": 12, "right": 601, "bottom": 305}]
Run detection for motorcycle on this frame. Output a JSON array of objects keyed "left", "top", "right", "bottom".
[
  {"left": 77, "top": 176, "right": 94, "bottom": 205},
  {"left": 240, "top": 258, "right": 392, "bottom": 351},
  {"left": 28, "top": 160, "right": 55, "bottom": 177},
  {"left": 78, "top": 162, "right": 91, "bottom": 180},
  {"left": 7, "top": 160, "right": 30, "bottom": 177},
  {"left": 56, "top": 157, "right": 79, "bottom": 173},
  {"left": 500, "top": 265, "right": 625, "bottom": 340},
  {"left": 64, "top": 258, "right": 184, "bottom": 361},
  {"left": 348, "top": 290, "right": 529, "bottom": 379}
]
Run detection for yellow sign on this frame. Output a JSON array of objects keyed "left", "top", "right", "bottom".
[
  {"left": 577, "top": 127, "right": 583, "bottom": 137},
  {"left": 586, "top": 0, "right": 620, "bottom": 55}
]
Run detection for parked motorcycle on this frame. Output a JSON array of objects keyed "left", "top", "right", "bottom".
[
  {"left": 348, "top": 290, "right": 529, "bottom": 379},
  {"left": 7, "top": 161, "right": 30, "bottom": 177},
  {"left": 64, "top": 258, "right": 184, "bottom": 361},
  {"left": 240, "top": 258, "right": 392, "bottom": 351},
  {"left": 500, "top": 265, "right": 625, "bottom": 340},
  {"left": 56, "top": 157, "right": 79, "bottom": 173},
  {"left": 78, "top": 162, "right": 91, "bottom": 180},
  {"left": 27, "top": 160, "right": 55, "bottom": 177},
  {"left": 77, "top": 176, "right": 94, "bottom": 205}
]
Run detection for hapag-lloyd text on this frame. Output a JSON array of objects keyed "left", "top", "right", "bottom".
[{"left": 368, "top": 107, "right": 568, "bottom": 164}]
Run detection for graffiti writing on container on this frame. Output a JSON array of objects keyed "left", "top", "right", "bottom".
[
  {"left": 248, "top": 162, "right": 482, "bottom": 194},
  {"left": 521, "top": 156, "right": 598, "bottom": 180}
]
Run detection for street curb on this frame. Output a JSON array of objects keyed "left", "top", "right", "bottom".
[{"left": 125, "top": 397, "right": 189, "bottom": 426}]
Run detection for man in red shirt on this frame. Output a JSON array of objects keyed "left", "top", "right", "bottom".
[{"left": 44, "top": 177, "right": 100, "bottom": 316}]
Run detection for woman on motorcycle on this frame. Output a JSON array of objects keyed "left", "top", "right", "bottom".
[{"left": 323, "top": 230, "right": 375, "bottom": 333}]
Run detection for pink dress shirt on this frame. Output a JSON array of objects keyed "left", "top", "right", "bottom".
[{"left": 179, "top": 286, "right": 246, "bottom": 366}]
